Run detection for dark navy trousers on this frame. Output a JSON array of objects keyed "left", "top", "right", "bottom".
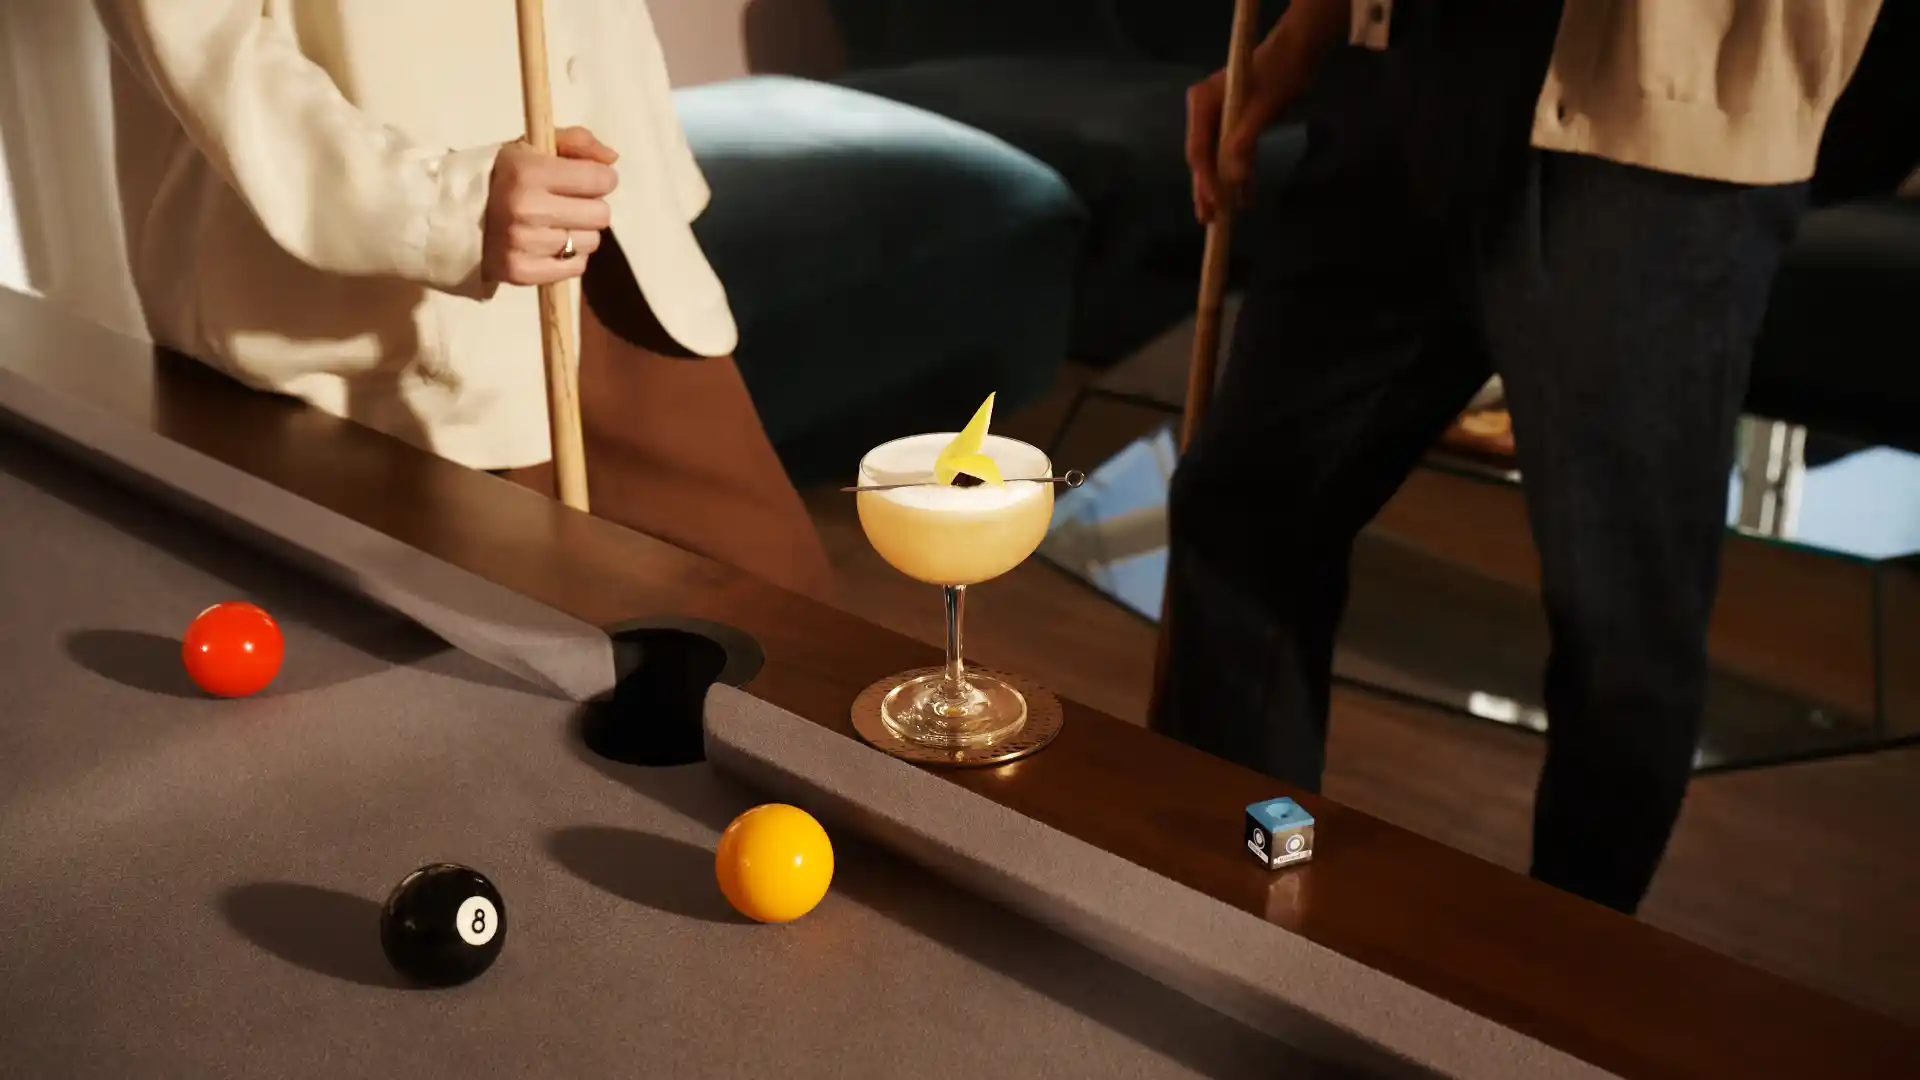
[{"left": 1158, "top": 5, "right": 1809, "bottom": 913}]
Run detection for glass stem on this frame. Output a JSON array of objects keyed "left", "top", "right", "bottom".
[{"left": 942, "top": 585, "right": 967, "bottom": 696}]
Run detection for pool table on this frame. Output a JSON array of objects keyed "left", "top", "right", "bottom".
[{"left": 0, "top": 285, "right": 1914, "bottom": 1079}]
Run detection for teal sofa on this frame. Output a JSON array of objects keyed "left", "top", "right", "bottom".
[
  {"left": 677, "top": 76, "right": 1087, "bottom": 486},
  {"left": 826, "top": 0, "right": 1299, "bottom": 364}
]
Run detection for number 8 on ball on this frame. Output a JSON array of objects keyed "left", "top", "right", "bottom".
[{"left": 456, "top": 895, "right": 499, "bottom": 946}]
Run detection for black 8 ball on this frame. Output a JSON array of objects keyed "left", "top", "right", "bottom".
[{"left": 380, "top": 863, "right": 506, "bottom": 986}]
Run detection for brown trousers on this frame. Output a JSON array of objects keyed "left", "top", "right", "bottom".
[{"left": 500, "top": 235, "right": 834, "bottom": 602}]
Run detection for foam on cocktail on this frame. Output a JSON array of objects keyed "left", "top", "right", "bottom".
[
  {"left": 858, "top": 392, "right": 1056, "bottom": 587},
  {"left": 861, "top": 433, "right": 1051, "bottom": 512}
]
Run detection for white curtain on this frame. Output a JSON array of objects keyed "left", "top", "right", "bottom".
[{"left": 0, "top": 0, "right": 146, "bottom": 340}]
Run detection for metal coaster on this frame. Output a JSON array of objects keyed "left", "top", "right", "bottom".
[{"left": 851, "top": 667, "right": 1064, "bottom": 768}]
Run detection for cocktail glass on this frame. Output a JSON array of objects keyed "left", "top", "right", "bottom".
[{"left": 855, "top": 432, "right": 1055, "bottom": 748}]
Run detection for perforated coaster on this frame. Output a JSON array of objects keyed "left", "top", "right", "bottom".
[{"left": 850, "top": 667, "right": 1063, "bottom": 767}]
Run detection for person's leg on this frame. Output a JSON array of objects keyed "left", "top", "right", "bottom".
[
  {"left": 1480, "top": 153, "right": 1809, "bottom": 913},
  {"left": 1157, "top": 130, "right": 1490, "bottom": 792},
  {"left": 503, "top": 233, "right": 835, "bottom": 603}
]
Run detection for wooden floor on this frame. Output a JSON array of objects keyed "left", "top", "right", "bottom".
[{"left": 801, "top": 368, "right": 1920, "bottom": 1028}]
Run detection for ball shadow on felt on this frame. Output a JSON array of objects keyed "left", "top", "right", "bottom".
[
  {"left": 221, "top": 882, "right": 412, "bottom": 989},
  {"left": 546, "top": 825, "right": 747, "bottom": 924},
  {"left": 66, "top": 629, "right": 200, "bottom": 697}
]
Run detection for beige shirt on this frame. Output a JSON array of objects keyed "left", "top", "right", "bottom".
[
  {"left": 96, "top": 1, "right": 737, "bottom": 471},
  {"left": 1350, "top": 0, "right": 1886, "bottom": 186}
]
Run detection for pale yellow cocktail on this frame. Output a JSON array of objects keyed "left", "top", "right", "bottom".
[
  {"left": 856, "top": 433, "right": 1054, "bottom": 587},
  {"left": 851, "top": 411, "right": 1058, "bottom": 751}
]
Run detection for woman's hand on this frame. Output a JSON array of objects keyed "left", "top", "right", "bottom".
[{"left": 482, "top": 126, "right": 620, "bottom": 285}]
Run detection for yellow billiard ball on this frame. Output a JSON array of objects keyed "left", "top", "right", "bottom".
[{"left": 715, "top": 804, "right": 834, "bottom": 923}]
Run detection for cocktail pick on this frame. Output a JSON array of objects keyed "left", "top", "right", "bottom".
[{"left": 841, "top": 470, "right": 1085, "bottom": 494}]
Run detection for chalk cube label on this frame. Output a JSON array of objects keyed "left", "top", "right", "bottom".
[{"left": 1245, "top": 797, "right": 1315, "bottom": 869}]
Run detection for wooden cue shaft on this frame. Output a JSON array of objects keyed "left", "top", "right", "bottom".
[
  {"left": 514, "top": 0, "right": 591, "bottom": 513},
  {"left": 1179, "top": 0, "right": 1263, "bottom": 453},
  {"left": 1147, "top": 0, "right": 1263, "bottom": 730}
]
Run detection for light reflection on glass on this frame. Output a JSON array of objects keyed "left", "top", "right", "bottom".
[{"left": 1466, "top": 691, "right": 1547, "bottom": 732}]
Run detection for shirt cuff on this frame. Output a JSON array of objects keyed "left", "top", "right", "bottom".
[{"left": 423, "top": 142, "right": 503, "bottom": 301}]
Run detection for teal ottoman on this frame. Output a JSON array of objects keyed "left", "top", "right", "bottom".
[{"left": 677, "top": 76, "right": 1088, "bottom": 485}]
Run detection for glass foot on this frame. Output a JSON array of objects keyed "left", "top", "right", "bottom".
[
  {"left": 878, "top": 671, "right": 1028, "bottom": 749},
  {"left": 852, "top": 668, "right": 1063, "bottom": 767}
]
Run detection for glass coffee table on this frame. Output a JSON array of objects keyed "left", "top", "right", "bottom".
[{"left": 1043, "top": 302, "right": 1920, "bottom": 773}]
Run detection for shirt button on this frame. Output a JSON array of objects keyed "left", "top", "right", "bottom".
[
  {"left": 1555, "top": 102, "right": 1569, "bottom": 122},
  {"left": 566, "top": 56, "right": 583, "bottom": 82}
]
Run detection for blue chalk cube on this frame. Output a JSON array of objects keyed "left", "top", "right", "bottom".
[{"left": 1245, "top": 797, "right": 1315, "bottom": 869}]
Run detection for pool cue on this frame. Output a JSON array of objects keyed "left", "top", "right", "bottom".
[
  {"left": 514, "top": 0, "right": 591, "bottom": 513},
  {"left": 1146, "top": 0, "right": 1262, "bottom": 730}
]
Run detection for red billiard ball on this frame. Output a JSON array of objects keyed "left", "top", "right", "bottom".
[{"left": 182, "top": 601, "right": 284, "bottom": 697}]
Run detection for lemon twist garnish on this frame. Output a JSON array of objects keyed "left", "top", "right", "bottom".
[{"left": 934, "top": 393, "right": 1004, "bottom": 485}]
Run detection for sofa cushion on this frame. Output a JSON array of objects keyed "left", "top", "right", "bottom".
[
  {"left": 677, "top": 76, "right": 1086, "bottom": 481},
  {"left": 840, "top": 55, "right": 1306, "bottom": 272}
]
